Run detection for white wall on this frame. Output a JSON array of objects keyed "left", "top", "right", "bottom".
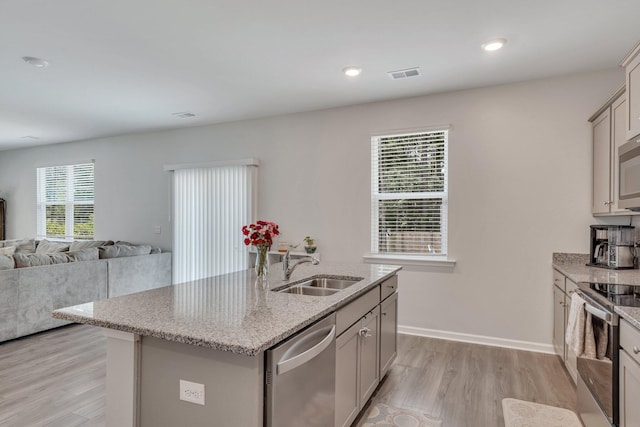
[{"left": 0, "top": 68, "right": 624, "bottom": 350}]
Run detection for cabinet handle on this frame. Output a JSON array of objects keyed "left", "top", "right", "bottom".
[
  {"left": 603, "top": 201, "right": 613, "bottom": 205},
  {"left": 359, "top": 327, "right": 372, "bottom": 338},
  {"left": 633, "top": 346, "right": 640, "bottom": 355},
  {"left": 382, "top": 312, "right": 387, "bottom": 316}
]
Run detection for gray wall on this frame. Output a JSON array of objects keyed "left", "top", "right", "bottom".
[{"left": 0, "top": 68, "right": 625, "bottom": 350}]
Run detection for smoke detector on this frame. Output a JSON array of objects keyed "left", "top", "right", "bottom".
[{"left": 388, "top": 67, "right": 421, "bottom": 80}]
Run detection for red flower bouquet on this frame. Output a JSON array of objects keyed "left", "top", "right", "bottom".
[{"left": 242, "top": 221, "right": 279, "bottom": 279}]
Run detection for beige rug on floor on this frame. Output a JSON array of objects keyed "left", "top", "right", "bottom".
[
  {"left": 362, "top": 402, "right": 443, "bottom": 427},
  {"left": 502, "top": 398, "right": 582, "bottom": 427}
]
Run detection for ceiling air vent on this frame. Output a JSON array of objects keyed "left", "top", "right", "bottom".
[
  {"left": 172, "top": 111, "right": 196, "bottom": 118},
  {"left": 388, "top": 67, "right": 421, "bottom": 80}
]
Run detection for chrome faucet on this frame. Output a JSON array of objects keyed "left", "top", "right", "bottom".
[{"left": 283, "top": 250, "right": 319, "bottom": 280}]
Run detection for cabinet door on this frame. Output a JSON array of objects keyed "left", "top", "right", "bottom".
[
  {"left": 564, "top": 280, "right": 578, "bottom": 383},
  {"left": 592, "top": 108, "right": 612, "bottom": 215},
  {"left": 619, "top": 350, "right": 640, "bottom": 427},
  {"left": 379, "top": 293, "right": 398, "bottom": 378},
  {"left": 612, "top": 95, "right": 628, "bottom": 213},
  {"left": 359, "top": 307, "right": 380, "bottom": 406},
  {"left": 627, "top": 53, "right": 640, "bottom": 140},
  {"left": 553, "top": 285, "right": 565, "bottom": 359},
  {"left": 335, "top": 322, "right": 360, "bottom": 427}
]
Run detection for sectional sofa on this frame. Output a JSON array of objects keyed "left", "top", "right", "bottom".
[{"left": 0, "top": 238, "right": 171, "bottom": 342}]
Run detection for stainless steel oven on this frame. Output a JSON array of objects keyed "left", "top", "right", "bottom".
[{"left": 576, "top": 288, "right": 619, "bottom": 427}]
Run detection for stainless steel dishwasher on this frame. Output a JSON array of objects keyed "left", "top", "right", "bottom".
[{"left": 265, "top": 313, "right": 336, "bottom": 427}]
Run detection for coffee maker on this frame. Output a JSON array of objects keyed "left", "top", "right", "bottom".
[{"left": 588, "top": 225, "right": 637, "bottom": 269}]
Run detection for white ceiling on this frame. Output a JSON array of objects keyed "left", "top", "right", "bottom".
[{"left": 2, "top": 0, "right": 639, "bottom": 151}]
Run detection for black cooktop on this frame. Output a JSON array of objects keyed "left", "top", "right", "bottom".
[{"left": 577, "top": 282, "right": 640, "bottom": 311}]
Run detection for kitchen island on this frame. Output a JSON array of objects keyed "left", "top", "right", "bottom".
[{"left": 53, "top": 262, "right": 400, "bottom": 427}]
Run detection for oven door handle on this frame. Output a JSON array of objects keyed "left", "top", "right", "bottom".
[{"left": 585, "top": 302, "right": 613, "bottom": 324}]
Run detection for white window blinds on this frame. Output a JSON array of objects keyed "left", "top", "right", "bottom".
[
  {"left": 36, "top": 162, "right": 95, "bottom": 240},
  {"left": 172, "top": 163, "right": 257, "bottom": 284},
  {"left": 371, "top": 129, "right": 448, "bottom": 256}
]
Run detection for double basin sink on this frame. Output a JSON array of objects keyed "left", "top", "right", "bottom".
[{"left": 275, "top": 276, "right": 364, "bottom": 296}]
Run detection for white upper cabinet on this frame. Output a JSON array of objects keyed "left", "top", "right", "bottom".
[{"left": 621, "top": 42, "right": 640, "bottom": 141}]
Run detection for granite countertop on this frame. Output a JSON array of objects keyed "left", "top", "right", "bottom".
[
  {"left": 552, "top": 253, "right": 640, "bottom": 286},
  {"left": 553, "top": 252, "right": 640, "bottom": 329},
  {"left": 52, "top": 262, "right": 401, "bottom": 356}
]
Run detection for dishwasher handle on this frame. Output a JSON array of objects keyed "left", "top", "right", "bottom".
[{"left": 277, "top": 325, "right": 336, "bottom": 375}]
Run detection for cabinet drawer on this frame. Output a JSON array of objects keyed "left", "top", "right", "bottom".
[
  {"left": 336, "top": 286, "right": 380, "bottom": 337},
  {"left": 380, "top": 275, "right": 398, "bottom": 301},
  {"left": 621, "top": 319, "right": 640, "bottom": 366},
  {"left": 553, "top": 269, "right": 566, "bottom": 292}
]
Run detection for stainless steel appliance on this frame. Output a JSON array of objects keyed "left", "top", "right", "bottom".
[
  {"left": 575, "top": 282, "right": 640, "bottom": 426},
  {"left": 588, "top": 225, "right": 636, "bottom": 270},
  {"left": 265, "top": 313, "right": 336, "bottom": 427},
  {"left": 619, "top": 139, "right": 640, "bottom": 211}
]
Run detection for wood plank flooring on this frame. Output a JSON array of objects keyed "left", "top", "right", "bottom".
[
  {"left": 355, "top": 335, "right": 577, "bottom": 427},
  {"left": 0, "top": 325, "right": 575, "bottom": 427}
]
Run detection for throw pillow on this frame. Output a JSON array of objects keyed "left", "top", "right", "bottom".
[
  {"left": 13, "top": 252, "right": 69, "bottom": 268},
  {"left": 66, "top": 247, "right": 100, "bottom": 262},
  {"left": 0, "top": 255, "right": 15, "bottom": 270},
  {"left": 69, "top": 240, "right": 114, "bottom": 251},
  {"left": 0, "top": 246, "right": 16, "bottom": 256},
  {"left": 35, "top": 239, "right": 70, "bottom": 254},
  {"left": 98, "top": 244, "right": 152, "bottom": 259},
  {"left": 3, "top": 238, "right": 36, "bottom": 254}
]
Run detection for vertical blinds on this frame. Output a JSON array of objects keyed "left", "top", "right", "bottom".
[
  {"left": 36, "top": 162, "right": 94, "bottom": 240},
  {"left": 371, "top": 129, "right": 448, "bottom": 255},
  {"left": 173, "top": 165, "right": 256, "bottom": 284}
]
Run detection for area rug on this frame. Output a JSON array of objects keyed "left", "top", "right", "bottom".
[
  {"left": 362, "top": 402, "right": 443, "bottom": 427},
  {"left": 502, "top": 398, "right": 582, "bottom": 427}
]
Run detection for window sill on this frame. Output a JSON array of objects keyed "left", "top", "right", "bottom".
[{"left": 362, "top": 253, "right": 456, "bottom": 269}]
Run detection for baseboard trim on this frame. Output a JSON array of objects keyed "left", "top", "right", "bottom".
[{"left": 398, "top": 325, "right": 555, "bottom": 355}]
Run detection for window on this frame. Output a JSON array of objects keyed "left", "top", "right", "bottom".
[
  {"left": 371, "top": 129, "right": 448, "bottom": 257},
  {"left": 36, "top": 162, "right": 95, "bottom": 240},
  {"left": 168, "top": 160, "right": 257, "bottom": 283}
]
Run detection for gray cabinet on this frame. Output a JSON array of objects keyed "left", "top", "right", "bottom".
[
  {"left": 335, "top": 321, "right": 360, "bottom": 427},
  {"left": 592, "top": 107, "right": 613, "bottom": 215},
  {"left": 619, "top": 319, "right": 640, "bottom": 427},
  {"left": 335, "top": 306, "right": 380, "bottom": 427},
  {"left": 334, "top": 275, "right": 398, "bottom": 427},
  {"left": 589, "top": 88, "right": 630, "bottom": 216},
  {"left": 380, "top": 292, "right": 398, "bottom": 377},
  {"left": 552, "top": 268, "right": 577, "bottom": 384},
  {"left": 553, "top": 283, "right": 565, "bottom": 358},
  {"left": 621, "top": 42, "right": 640, "bottom": 141}
]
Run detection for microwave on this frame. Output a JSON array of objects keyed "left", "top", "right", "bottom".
[{"left": 619, "top": 139, "right": 640, "bottom": 211}]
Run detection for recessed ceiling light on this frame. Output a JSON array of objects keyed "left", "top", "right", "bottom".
[
  {"left": 343, "top": 66, "right": 362, "bottom": 77},
  {"left": 482, "top": 38, "right": 507, "bottom": 52},
  {"left": 22, "top": 56, "right": 49, "bottom": 68}
]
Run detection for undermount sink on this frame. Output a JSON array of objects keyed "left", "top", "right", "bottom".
[
  {"left": 276, "top": 276, "right": 364, "bottom": 296},
  {"left": 280, "top": 286, "right": 339, "bottom": 296},
  {"left": 301, "top": 278, "right": 361, "bottom": 290}
]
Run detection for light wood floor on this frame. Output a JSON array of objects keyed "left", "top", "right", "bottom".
[{"left": 0, "top": 325, "right": 575, "bottom": 427}]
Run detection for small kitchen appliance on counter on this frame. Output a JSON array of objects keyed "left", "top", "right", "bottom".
[{"left": 588, "top": 225, "right": 637, "bottom": 270}]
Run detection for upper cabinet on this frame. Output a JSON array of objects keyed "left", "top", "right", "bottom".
[
  {"left": 590, "top": 87, "right": 627, "bottom": 216},
  {"left": 621, "top": 42, "right": 640, "bottom": 141}
]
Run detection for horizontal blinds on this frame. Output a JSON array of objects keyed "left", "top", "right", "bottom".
[
  {"left": 36, "top": 162, "right": 94, "bottom": 240},
  {"left": 173, "top": 165, "right": 255, "bottom": 284},
  {"left": 372, "top": 130, "right": 448, "bottom": 255}
]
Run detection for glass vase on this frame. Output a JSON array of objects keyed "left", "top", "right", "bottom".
[{"left": 254, "top": 245, "right": 270, "bottom": 280}]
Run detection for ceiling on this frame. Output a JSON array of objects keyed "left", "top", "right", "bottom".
[{"left": 2, "top": 0, "right": 640, "bottom": 151}]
